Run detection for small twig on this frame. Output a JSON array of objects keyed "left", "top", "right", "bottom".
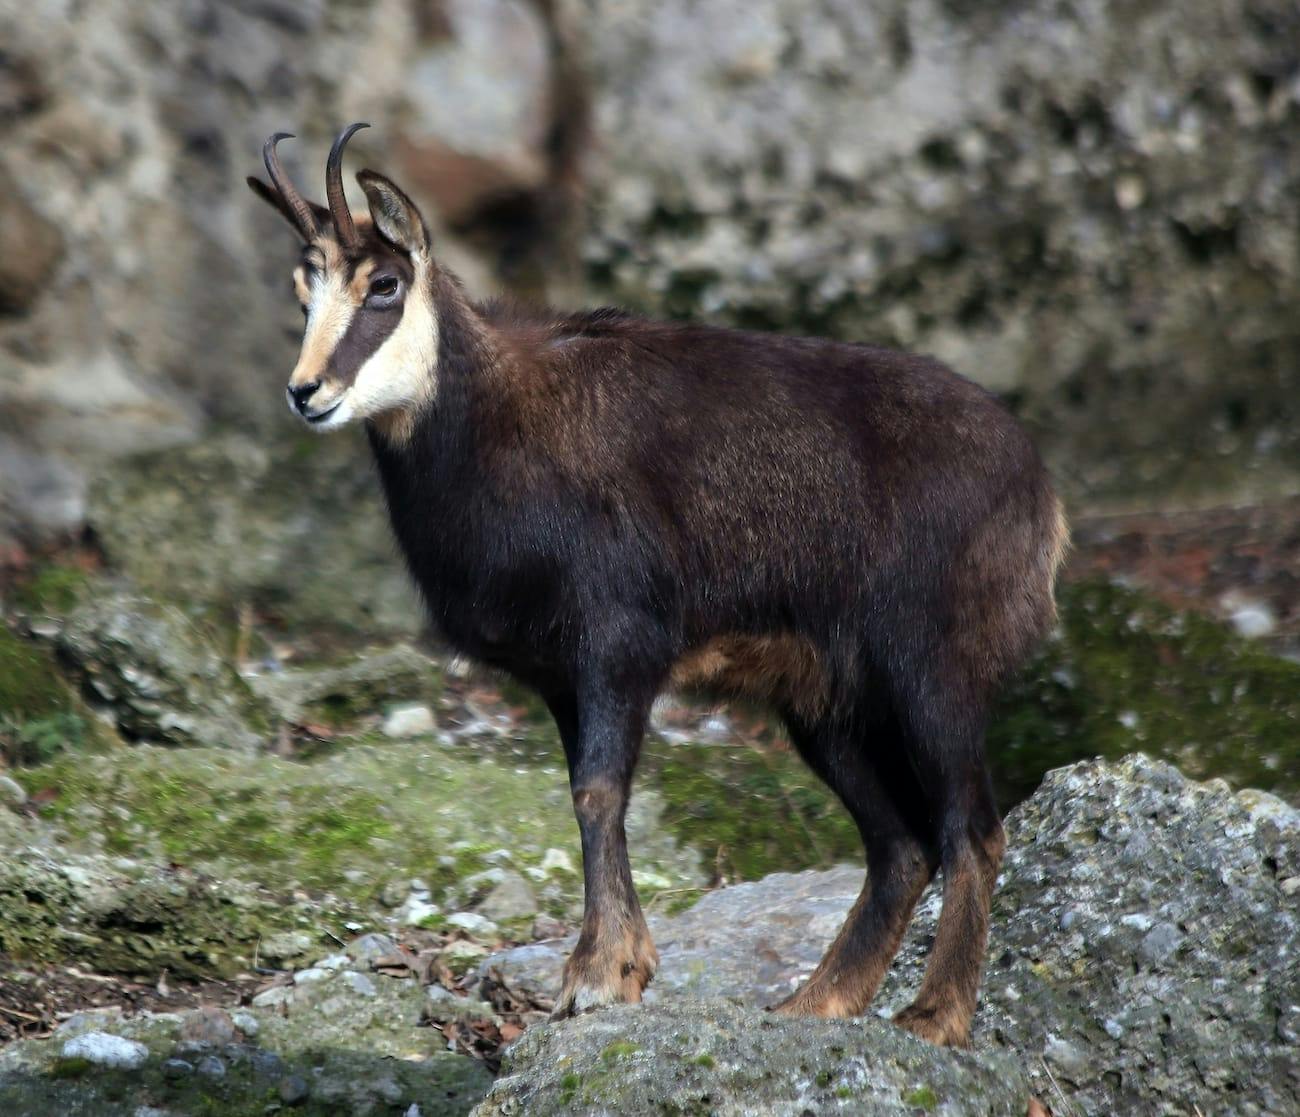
[
  {"left": 324, "top": 928, "right": 347, "bottom": 948},
  {"left": 1039, "top": 1056, "right": 1074, "bottom": 1117},
  {"left": 0, "top": 1005, "right": 42, "bottom": 1023}
]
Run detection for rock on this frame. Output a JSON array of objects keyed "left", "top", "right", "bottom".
[
  {"left": 580, "top": 0, "right": 1300, "bottom": 504},
  {"left": 483, "top": 756, "right": 1299, "bottom": 1115},
  {"left": 399, "top": 896, "right": 443, "bottom": 927},
  {"left": 477, "top": 869, "right": 539, "bottom": 922},
  {"left": 340, "top": 971, "right": 378, "bottom": 997},
  {"left": 383, "top": 703, "right": 437, "bottom": 739},
  {"left": 86, "top": 436, "right": 422, "bottom": 641},
  {"left": 248, "top": 644, "right": 438, "bottom": 726},
  {"left": 179, "top": 1006, "right": 237, "bottom": 1047},
  {"left": 474, "top": 1000, "right": 1029, "bottom": 1116},
  {"left": 278, "top": 1073, "right": 310, "bottom": 1105},
  {"left": 446, "top": 911, "right": 499, "bottom": 939},
  {"left": 0, "top": 775, "right": 27, "bottom": 809},
  {"left": 60, "top": 1032, "right": 148, "bottom": 1070},
  {"left": 0, "top": 840, "right": 316, "bottom": 979},
  {"left": 347, "top": 932, "right": 400, "bottom": 963},
  {"left": 55, "top": 590, "right": 271, "bottom": 750},
  {"left": 442, "top": 941, "right": 490, "bottom": 973},
  {"left": 0, "top": 165, "right": 62, "bottom": 315}
]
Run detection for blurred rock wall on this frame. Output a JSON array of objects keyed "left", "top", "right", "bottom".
[{"left": 2, "top": 0, "right": 1299, "bottom": 545}]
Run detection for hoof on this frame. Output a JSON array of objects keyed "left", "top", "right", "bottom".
[
  {"left": 893, "top": 1001, "right": 971, "bottom": 1048},
  {"left": 550, "top": 934, "right": 657, "bottom": 1021}
]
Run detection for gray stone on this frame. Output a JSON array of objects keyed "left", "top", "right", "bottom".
[
  {"left": 278, "top": 1073, "right": 310, "bottom": 1105},
  {"left": 347, "top": 932, "right": 400, "bottom": 963},
  {"left": 86, "top": 437, "right": 422, "bottom": 640},
  {"left": 477, "top": 871, "right": 539, "bottom": 922},
  {"left": 61, "top": 1032, "right": 148, "bottom": 1070},
  {"left": 55, "top": 590, "right": 271, "bottom": 750},
  {"left": 382, "top": 704, "right": 437, "bottom": 739},
  {"left": 0, "top": 775, "right": 27, "bottom": 809},
  {"left": 473, "top": 1000, "right": 1029, "bottom": 1116},
  {"left": 483, "top": 756, "right": 1300, "bottom": 1115}
]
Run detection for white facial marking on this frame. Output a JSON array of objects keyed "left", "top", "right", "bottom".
[{"left": 347, "top": 253, "right": 437, "bottom": 423}]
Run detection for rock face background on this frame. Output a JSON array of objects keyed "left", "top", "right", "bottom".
[
  {"left": 3, "top": 4, "right": 1300, "bottom": 1115},
  {"left": 2, "top": 0, "right": 1300, "bottom": 540}
]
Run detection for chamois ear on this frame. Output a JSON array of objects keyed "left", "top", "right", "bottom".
[
  {"left": 246, "top": 176, "right": 331, "bottom": 240},
  {"left": 356, "top": 170, "right": 430, "bottom": 255}
]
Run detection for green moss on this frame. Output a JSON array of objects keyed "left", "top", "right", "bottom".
[
  {"left": 903, "top": 1085, "right": 939, "bottom": 1109},
  {"left": 815, "top": 1069, "right": 834, "bottom": 1087},
  {"left": 17, "top": 735, "right": 698, "bottom": 921},
  {"left": 835, "top": 1086, "right": 854, "bottom": 1099},
  {"left": 600, "top": 1041, "right": 640, "bottom": 1062},
  {"left": 990, "top": 580, "right": 1300, "bottom": 805},
  {"left": 47, "top": 1057, "right": 91, "bottom": 1080},
  {"left": 643, "top": 740, "right": 861, "bottom": 881},
  {"left": 8, "top": 564, "right": 91, "bottom": 615},
  {"left": 692, "top": 1054, "right": 715, "bottom": 1069},
  {"left": 0, "top": 626, "right": 111, "bottom": 764},
  {"left": 0, "top": 627, "right": 72, "bottom": 722}
]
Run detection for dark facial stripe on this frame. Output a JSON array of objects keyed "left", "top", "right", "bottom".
[{"left": 328, "top": 304, "right": 403, "bottom": 386}]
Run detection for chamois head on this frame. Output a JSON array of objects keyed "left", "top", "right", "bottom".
[{"left": 248, "top": 124, "right": 436, "bottom": 434}]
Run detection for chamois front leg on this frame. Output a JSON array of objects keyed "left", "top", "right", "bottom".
[{"left": 546, "top": 687, "right": 658, "bottom": 1019}]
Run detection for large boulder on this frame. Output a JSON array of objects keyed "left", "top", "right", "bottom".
[
  {"left": 482, "top": 755, "right": 1300, "bottom": 1115},
  {"left": 476, "top": 1000, "right": 1030, "bottom": 1116},
  {"left": 86, "top": 434, "right": 421, "bottom": 641},
  {"left": 579, "top": 0, "right": 1300, "bottom": 504},
  {"left": 56, "top": 590, "right": 272, "bottom": 750}
]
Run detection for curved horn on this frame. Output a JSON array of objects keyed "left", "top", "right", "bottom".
[
  {"left": 326, "top": 122, "right": 370, "bottom": 248},
  {"left": 262, "top": 132, "right": 319, "bottom": 240}
]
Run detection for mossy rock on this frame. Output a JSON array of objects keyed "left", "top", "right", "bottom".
[
  {"left": 0, "top": 624, "right": 112, "bottom": 765},
  {"left": 0, "top": 1007, "right": 492, "bottom": 1116},
  {"left": 55, "top": 590, "right": 273, "bottom": 751},
  {"left": 13, "top": 736, "right": 703, "bottom": 923},
  {"left": 990, "top": 579, "right": 1300, "bottom": 806},
  {"left": 86, "top": 433, "right": 420, "bottom": 644},
  {"left": 0, "top": 836, "right": 321, "bottom": 978}
]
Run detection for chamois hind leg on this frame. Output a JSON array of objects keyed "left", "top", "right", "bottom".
[
  {"left": 772, "top": 713, "right": 938, "bottom": 1020},
  {"left": 544, "top": 686, "right": 658, "bottom": 1019},
  {"left": 890, "top": 688, "right": 1005, "bottom": 1048}
]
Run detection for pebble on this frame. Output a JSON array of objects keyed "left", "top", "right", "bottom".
[
  {"left": 399, "top": 896, "right": 442, "bottom": 926},
  {"left": 162, "top": 1057, "right": 194, "bottom": 1079},
  {"left": 0, "top": 774, "right": 27, "bottom": 808},
  {"left": 478, "top": 871, "right": 538, "bottom": 922},
  {"left": 293, "top": 967, "right": 331, "bottom": 984},
  {"left": 180, "top": 1005, "right": 236, "bottom": 1046},
  {"left": 196, "top": 1054, "right": 226, "bottom": 1079},
  {"left": 315, "top": 952, "right": 351, "bottom": 971},
  {"left": 279, "top": 1072, "right": 311, "bottom": 1105},
  {"left": 231, "top": 1011, "right": 259, "bottom": 1037},
  {"left": 252, "top": 985, "right": 295, "bottom": 1009},
  {"left": 540, "top": 848, "right": 575, "bottom": 875},
  {"left": 447, "top": 911, "right": 498, "bottom": 937},
  {"left": 340, "top": 970, "right": 377, "bottom": 996},
  {"left": 1138, "top": 922, "right": 1184, "bottom": 967},
  {"left": 62, "top": 1032, "right": 149, "bottom": 1070},
  {"left": 347, "top": 931, "right": 399, "bottom": 961},
  {"left": 382, "top": 704, "right": 436, "bottom": 738}
]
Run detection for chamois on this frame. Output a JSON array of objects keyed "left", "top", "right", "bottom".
[{"left": 248, "top": 124, "right": 1067, "bottom": 1046}]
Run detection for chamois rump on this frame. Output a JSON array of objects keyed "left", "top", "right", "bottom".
[{"left": 248, "top": 124, "right": 1067, "bottom": 1047}]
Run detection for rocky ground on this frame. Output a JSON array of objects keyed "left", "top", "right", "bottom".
[
  {"left": 1, "top": 437, "right": 1298, "bottom": 1114},
  {"left": 0, "top": 756, "right": 1293, "bottom": 1115}
]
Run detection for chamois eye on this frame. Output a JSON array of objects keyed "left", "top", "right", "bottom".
[{"left": 369, "top": 275, "right": 400, "bottom": 302}]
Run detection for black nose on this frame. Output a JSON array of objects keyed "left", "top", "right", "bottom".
[{"left": 288, "top": 382, "right": 319, "bottom": 413}]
